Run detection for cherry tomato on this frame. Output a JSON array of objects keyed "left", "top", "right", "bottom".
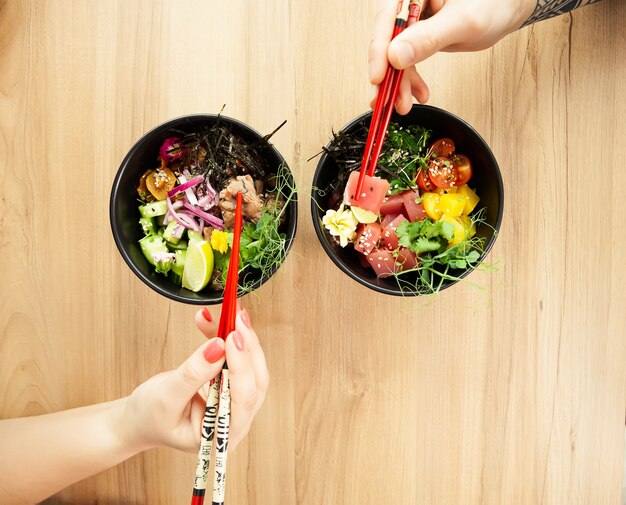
[
  {"left": 429, "top": 138, "right": 455, "bottom": 158},
  {"left": 417, "top": 169, "right": 436, "bottom": 191},
  {"left": 428, "top": 157, "right": 458, "bottom": 189},
  {"left": 452, "top": 154, "right": 472, "bottom": 185}
]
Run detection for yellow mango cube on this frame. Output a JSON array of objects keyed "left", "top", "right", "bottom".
[
  {"left": 422, "top": 193, "right": 442, "bottom": 220},
  {"left": 437, "top": 193, "right": 466, "bottom": 218},
  {"left": 459, "top": 215, "right": 476, "bottom": 238},
  {"left": 441, "top": 215, "right": 466, "bottom": 246},
  {"left": 457, "top": 185, "right": 480, "bottom": 215}
]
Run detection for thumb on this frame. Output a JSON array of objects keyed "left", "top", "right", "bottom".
[
  {"left": 388, "top": 6, "right": 464, "bottom": 69},
  {"left": 162, "top": 338, "right": 226, "bottom": 407}
]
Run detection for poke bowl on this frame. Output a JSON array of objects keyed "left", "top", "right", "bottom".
[
  {"left": 110, "top": 114, "right": 298, "bottom": 305},
  {"left": 311, "top": 104, "right": 503, "bottom": 297}
]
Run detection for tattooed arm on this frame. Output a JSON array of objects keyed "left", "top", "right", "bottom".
[
  {"left": 523, "top": 0, "right": 602, "bottom": 26},
  {"left": 369, "top": 0, "right": 605, "bottom": 112},
  {"left": 0, "top": 309, "right": 267, "bottom": 504}
]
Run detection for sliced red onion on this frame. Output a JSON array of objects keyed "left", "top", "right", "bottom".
[
  {"left": 167, "top": 175, "right": 204, "bottom": 199},
  {"left": 182, "top": 201, "right": 224, "bottom": 230},
  {"left": 197, "top": 194, "right": 216, "bottom": 210},
  {"left": 177, "top": 212, "right": 200, "bottom": 232},
  {"left": 163, "top": 199, "right": 184, "bottom": 224},
  {"left": 181, "top": 174, "right": 200, "bottom": 206},
  {"left": 166, "top": 197, "right": 200, "bottom": 232},
  {"left": 198, "top": 218, "right": 205, "bottom": 236},
  {"left": 182, "top": 169, "right": 192, "bottom": 179}
]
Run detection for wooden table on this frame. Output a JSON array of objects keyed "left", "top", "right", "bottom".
[{"left": 1, "top": 1, "right": 625, "bottom": 503}]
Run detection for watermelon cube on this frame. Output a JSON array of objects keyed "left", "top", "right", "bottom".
[
  {"left": 401, "top": 190, "right": 427, "bottom": 222},
  {"left": 343, "top": 171, "right": 390, "bottom": 214},
  {"left": 380, "top": 193, "right": 405, "bottom": 217},
  {"left": 381, "top": 215, "right": 407, "bottom": 251},
  {"left": 396, "top": 247, "right": 419, "bottom": 271},
  {"left": 354, "top": 223, "right": 382, "bottom": 256},
  {"left": 366, "top": 248, "right": 398, "bottom": 278}
]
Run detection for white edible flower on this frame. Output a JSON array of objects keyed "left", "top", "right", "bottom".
[
  {"left": 323, "top": 205, "right": 358, "bottom": 247},
  {"left": 152, "top": 251, "right": 176, "bottom": 274}
]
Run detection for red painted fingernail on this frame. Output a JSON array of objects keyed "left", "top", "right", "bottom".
[
  {"left": 201, "top": 308, "right": 212, "bottom": 322},
  {"left": 203, "top": 340, "right": 224, "bottom": 363},
  {"left": 241, "top": 308, "right": 252, "bottom": 328},
  {"left": 232, "top": 331, "right": 245, "bottom": 351}
]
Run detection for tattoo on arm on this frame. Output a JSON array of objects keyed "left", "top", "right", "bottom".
[{"left": 522, "top": 0, "right": 603, "bottom": 27}]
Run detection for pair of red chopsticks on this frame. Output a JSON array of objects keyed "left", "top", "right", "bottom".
[
  {"left": 355, "top": 0, "right": 427, "bottom": 201},
  {"left": 218, "top": 191, "right": 244, "bottom": 340},
  {"left": 191, "top": 192, "right": 243, "bottom": 505}
]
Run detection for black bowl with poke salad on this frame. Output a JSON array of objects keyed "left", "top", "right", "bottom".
[
  {"left": 311, "top": 104, "right": 503, "bottom": 296},
  {"left": 110, "top": 114, "right": 297, "bottom": 305}
]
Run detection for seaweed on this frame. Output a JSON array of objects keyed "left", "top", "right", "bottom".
[{"left": 172, "top": 117, "right": 287, "bottom": 192}]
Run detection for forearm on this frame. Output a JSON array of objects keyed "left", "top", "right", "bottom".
[
  {"left": 521, "top": 0, "right": 603, "bottom": 27},
  {"left": 0, "top": 398, "right": 143, "bottom": 504}
]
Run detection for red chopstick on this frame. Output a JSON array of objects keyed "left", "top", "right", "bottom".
[
  {"left": 191, "top": 192, "right": 243, "bottom": 505},
  {"left": 222, "top": 192, "right": 244, "bottom": 336},
  {"left": 355, "top": 0, "right": 427, "bottom": 197}
]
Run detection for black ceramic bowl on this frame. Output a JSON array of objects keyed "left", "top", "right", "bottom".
[
  {"left": 311, "top": 104, "right": 503, "bottom": 296},
  {"left": 110, "top": 114, "right": 297, "bottom": 305}
]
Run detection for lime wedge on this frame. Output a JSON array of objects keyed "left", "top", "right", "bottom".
[
  {"left": 182, "top": 239, "right": 214, "bottom": 292},
  {"left": 351, "top": 206, "right": 378, "bottom": 224}
]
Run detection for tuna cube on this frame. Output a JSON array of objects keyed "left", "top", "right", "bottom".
[
  {"left": 366, "top": 248, "right": 398, "bottom": 278},
  {"left": 396, "top": 247, "right": 419, "bottom": 271},
  {"left": 401, "top": 190, "right": 427, "bottom": 222},
  {"left": 381, "top": 215, "right": 407, "bottom": 251},
  {"left": 380, "top": 193, "right": 405, "bottom": 217}
]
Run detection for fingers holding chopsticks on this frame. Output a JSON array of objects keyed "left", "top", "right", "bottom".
[
  {"left": 368, "top": 0, "right": 399, "bottom": 85},
  {"left": 224, "top": 308, "right": 269, "bottom": 451},
  {"left": 371, "top": 66, "right": 429, "bottom": 113},
  {"left": 369, "top": 0, "right": 432, "bottom": 113},
  {"left": 194, "top": 308, "right": 218, "bottom": 340},
  {"left": 168, "top": 339, "right": 226, "bottom": 409}
]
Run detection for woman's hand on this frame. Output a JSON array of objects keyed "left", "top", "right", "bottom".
[
  {"left": 116, "top": 307, "right": 269, "bottom": 453},
  {"left": 369, "top": 0, "right": 534, "bottom": 113}
]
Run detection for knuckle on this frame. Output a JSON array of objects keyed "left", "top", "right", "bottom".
[
  {"left": 461, "top": 7, "right": 489, "bottom": 36},
  {"left": 178, "top": 363, "right": 203, "bottom": 387},
  {"left": 258, "top": 374, "right": 270, "bottom": 395},
  {"left": 368, "top": 38, "right": 387, "bottom": 61},
  {"left": 421, "top": 30, "right": 440, "bottom": 55}
]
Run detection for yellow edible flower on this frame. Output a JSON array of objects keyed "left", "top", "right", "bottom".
[
  {"left": 210, "top": 229, "right": 229, "bottom": 254},
  {"left": 323, "top": 205, "right": 358, "bottom": 247}
]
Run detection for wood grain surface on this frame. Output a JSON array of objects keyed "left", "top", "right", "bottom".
[{"left": 1, "top": 1, "right": 625, "bottom": 504}]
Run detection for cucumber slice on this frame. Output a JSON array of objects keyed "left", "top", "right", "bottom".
[
  {"left": 139, "top": 235, "right": 169, "bottom": 266},
  {"left": 166, "top": 240, "right": 188, "bottom": 251},
  {"left": 139, "top": 217, "right": 156, "bottom": 236},
  {"left": 163, "top": 220, "right": 183, "bottom": 245},
  {"left": 139, "top": 200, "right": 168, "bottom": 218},
  {"left": 168, "top": 250, "right": 187, "bottom": 286}
]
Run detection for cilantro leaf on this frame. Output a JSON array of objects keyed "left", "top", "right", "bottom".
[{"left": 395, "top": 219, "right": 455, "bottom": 254}]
